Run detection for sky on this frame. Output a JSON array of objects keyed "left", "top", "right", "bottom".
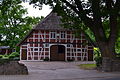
[
  {"left": 21, "top": 2, "right": 52, "bottom": 17},
  {"left": 0, "top": 0, "right": 52, "bottom": 17}
]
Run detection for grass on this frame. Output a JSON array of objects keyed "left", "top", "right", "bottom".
[{"left": 78, "top": 64, "right": 96, "bottom": 70}]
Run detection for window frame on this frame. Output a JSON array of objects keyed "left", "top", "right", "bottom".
[
  {"left": 50, "top": 31, "right": 56, "bottom": 39},
  {"left": 44, "top": 43, "right": 49, "bottom": 48},
  {"left": 34, "top": 48, "right": 38, "bottom": 51},
  {"left": 60, "top": 31, "right": 66, "bottom": 39}
]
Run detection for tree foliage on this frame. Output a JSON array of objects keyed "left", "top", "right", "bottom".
[
  {"left": 27, "top": 0, "right": 120, "bottom": 58},
  {"left": 0, "top": 0, "right": 42, "bottom": 48}
]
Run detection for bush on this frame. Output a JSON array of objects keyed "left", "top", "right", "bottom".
[
  {"left": 8, "top": 52, "right": 20, "bottom": 61},
  {"left": 2, "top": 56, "right": 9, "bottom": 60},
  {"left": 94, "top": 56, "right": 102, "bottom": 67},
  {"left": 9, "top": 55, "right": 15, "bottom": 59},
  {"left": 0, "top": 55, "right": 10, "bottom": 65},
  {"left": 0, "top": 55, "right": 3, "bottom": 59},
  {"left": 0, "top": 58, "right": 10, "bottom": 65},
  {"left": 94, "top": 48, "right": 102, "bottom": 67},
  {"left": 0, "top": 52, "right": 20, "bottom": 65},
  {"left": 43, "top": 57, "right": 49, "bottom": 61},
  {"left": 3, "top": 54, "right": 9, "bottom": 57},
  {"left": 8, "top": 55, "right": 15, "bottom": 60},
  {"left": 2, "top": 54, "right": 9, "bottom": 60},
  {"left": 13, "top": 57, "right": 20, "bottom": 61},
  {"left": 9, "top": 52, "right": 19, "bottom": 57},
  {"left": 116, "top": 54, "right": 120, "bottom": 58}
]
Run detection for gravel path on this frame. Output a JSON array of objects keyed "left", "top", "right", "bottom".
[{"left": 0, "top": 61, "right": 119, "bottom": 80}]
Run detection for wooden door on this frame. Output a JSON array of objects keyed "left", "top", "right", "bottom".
[
  {"left": 50, "top": 45, "right": 58, "bottom": 61},
  {"left": 21, "top": 49, "right": 27, "bottom": 60}
]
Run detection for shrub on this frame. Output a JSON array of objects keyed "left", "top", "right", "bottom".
[
  {"left": 3, "top": 54, "right": 9, "bottom": 57},
  {"left": 9, "top": 52, "right": 19, "bottom": 57},
  {"left": 8, "top": 52, "right": 20, "bottom": 61},
  {"left": 2, "top": 54, "right": 9, "bottom": 60},
  {"left": 2, "top": 56, "right": 9, "bottom": 60},
  {"left": 0, "top": 58, "right": 10, "bottom": 65},
  {"left": 9, "top": 55, "right": 15, "bottom": 59},
  {"left": 0, "top": 52, "right": 20, "bottom": 65},
  {"left": 43, "top": 57, "right": 49, "bottom": 61},
  {"left": 13, "top": 57, "right": 20, "bottom": 61},
  {"left": 94, "top": 56, "right": 102, "bottom": 67},
  {"left": 94, "top": 48, "right": 102, "bottom": 67},
  {"left": 0, "top": 55, "right": 3, "bottom": 59},
  {"left": 8, "top": 55, "right": 15, "bottom": 60},
  {"left": 116, "top": 54, "right": 120, "bottom": 58}
]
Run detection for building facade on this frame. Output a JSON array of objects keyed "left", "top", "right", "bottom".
[
  {"left": 17, "top": 12, "right": 93, "bottom": 61},
  {"left": 0, "top": 46, "right": 13, "bottom": 55}
]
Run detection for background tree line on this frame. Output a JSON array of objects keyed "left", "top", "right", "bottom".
[{"left": 0, "top": 0, "right": 43, "bottom": 49}]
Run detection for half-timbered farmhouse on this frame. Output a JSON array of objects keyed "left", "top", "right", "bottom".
[{"left": 17, "top": 12, "right": 93, "bottom": 61}]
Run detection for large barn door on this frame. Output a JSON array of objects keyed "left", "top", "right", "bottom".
[{"left": 50, "top": 45, "right": 65, "bottom": 61}]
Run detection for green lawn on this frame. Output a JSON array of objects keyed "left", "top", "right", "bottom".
[{"left": 78, "top": 64, "right": 96, "bottom": 70}]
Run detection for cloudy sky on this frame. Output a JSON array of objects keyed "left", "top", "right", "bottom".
[
  {"left": 0, "top": 0, "right": 52, "bottom": 17},
  {"left": 21, "top": 2, "right": 52, "bottom": 17}
]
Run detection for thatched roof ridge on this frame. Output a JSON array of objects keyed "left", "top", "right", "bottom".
[{"left": 33, "top": 12, "right": 68, "bottom": 30}]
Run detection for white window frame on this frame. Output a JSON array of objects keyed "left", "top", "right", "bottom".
[
  {"left": 50, "top": 31, "right": 56, "bottom": 39},
  {"left": 60, "top": 31, "right": 66, "bottom": 39},
  {"left": 34, "top": 48, "right": 38, "bottom": 51},
  {"left": 44, "top": 43, "right": 49, "bottom": 48},
  {"left": 67, "top": 44, "right": 71, "bottom": 47}
]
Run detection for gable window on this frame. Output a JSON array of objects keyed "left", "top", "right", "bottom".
[
  {"left": 50, "top": 31, "right": 56, "bottom": 39},
  {"left": 61, "top": 31, "right": 66, "bottom": 38}
]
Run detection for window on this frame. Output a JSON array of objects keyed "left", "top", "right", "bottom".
[
  {"left": 77, "top": 49, "right": 81, "bottom": 52},
  {"left": 82, "top": 49, "right": 87, "bottom": 52},
  {"left": 61, "top": 31, "right": 66, "bottom": 38},
  {"left": 44, "top": 43, "right": 49, "bottom": 47},
  {"left": 34, "top": 48, "right": 38, "bottom": 51},
  {"left": 50, "top": 31, "right": 56, "bottom": 38},
  {"left": 58, "top": 45, "right": 65, "bottom": 54},
  {"left": 31, "top": 48, "right": 33, "bottom": 51},
  {"left": 67, "top": 44, "right": 70, "bottom": 47},
  {"left": 74, "top": 49, "right": 76, "bottom": 52},
  {"left": 39, "top": 48, "right": 41, "bottom": 51}
]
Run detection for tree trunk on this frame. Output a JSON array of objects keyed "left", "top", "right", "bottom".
[
  {"left": 99, "top": 43, "right": 116, "bottom": 58},
  {"left": 98, "top": 42, "right": 116, "bottom": 72},
  {"left": 102, "top": 57, "right": 112, "bottom": 72}
]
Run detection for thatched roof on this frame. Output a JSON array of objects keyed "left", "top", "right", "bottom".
[
  {"left": 17, "top": 11, "right": 70, "bottom": 46},
  {"left": 33, "top": 12, "right": 67, "bottom": 30}
]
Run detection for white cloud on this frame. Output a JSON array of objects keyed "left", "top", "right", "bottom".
[{"left": 21, "top": 2, "right": 52, "bottom": 17}]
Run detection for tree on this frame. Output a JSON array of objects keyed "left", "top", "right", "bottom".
[
  {"left": 0, "top": 0, "right": 42, "bottom": 48},
  {"left": 26, "top": 0, "right": 120, "bottom": 60}
]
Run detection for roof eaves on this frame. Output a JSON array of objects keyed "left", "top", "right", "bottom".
[{"left": 16, "top": 30, "right": 33, "bottom": 46}]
